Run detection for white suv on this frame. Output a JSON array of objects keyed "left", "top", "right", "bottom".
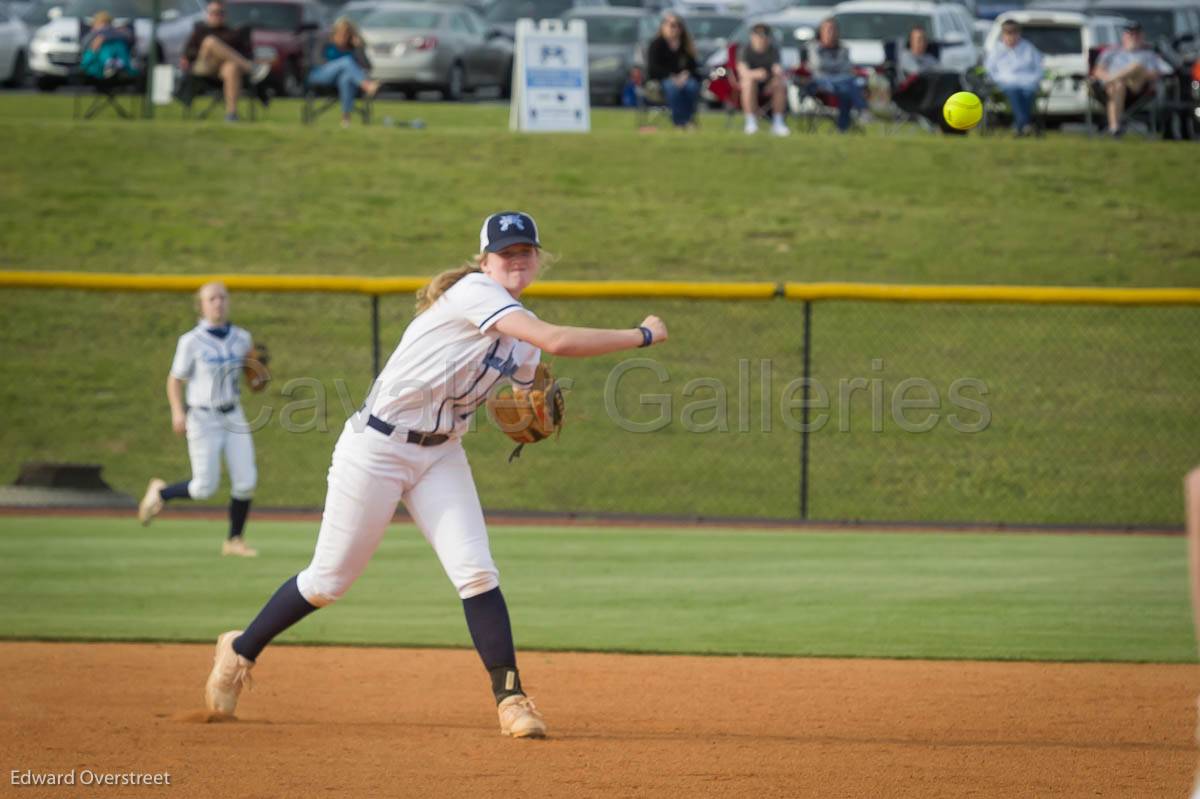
[
  {"left": 28, "top": 0, "right": 202, "bottom": 90},
  {"left": 984, "top": 10, "right": 1126, "bottom": 119},
  {"left": 832, "top": 0, "right": 981, "bottom": 69}
]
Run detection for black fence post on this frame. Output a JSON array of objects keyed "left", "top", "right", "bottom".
[
  {"left": 371, "top": 295, "right": 381, "bottom": 378},
  {"left": 800, "top": 300, "right": 813, "bottom": 519}
]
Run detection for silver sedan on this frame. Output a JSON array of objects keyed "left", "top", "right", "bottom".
[{"left": 359, "top": 1, "right": 512, "bottom": 99}]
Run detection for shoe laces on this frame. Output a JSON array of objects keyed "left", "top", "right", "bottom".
[
  {"left": 503, "top": 695, "right": 541, "bottom": 719},
  {"left": 217, "top": 652, "right": 254, "bottom": 691}
]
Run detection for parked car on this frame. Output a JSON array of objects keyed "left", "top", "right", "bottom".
[
  {"left": 0, "top": 1, "right": 30, "bottom": 84},
  {"left": 482, "top": 0, "right": 603, "bottom": 40},
  {"left": 360, "top": 1, "right": 512, "bottom": 98},
  {"left": 225, "top": 0, "right": 327, "bottom": 95},
  {"left": 28, "top": 0, "right": 203, "bottom": 90},
  {"left": 562, "top": 5, "right": 655, "bottom": 103},
  {"left": 984, "top": 10, "right": 1125, "bottom": 119},
  {"left": 678, "top": 9, "right": 744, "bottom": 63},
  {"left": 831, "top": 0, "right": 979, "bottom": 69}
]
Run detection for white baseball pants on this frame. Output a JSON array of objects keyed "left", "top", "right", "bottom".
[
  {"left": 296, "top": 418, "right": 499, "bottom": 607},
  {"left": 186, "top": 405, "right": 257, "bottom": 500}
]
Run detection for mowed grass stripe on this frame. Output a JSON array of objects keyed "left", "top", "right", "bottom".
[{"left": 0, "top": 517, "right": 1190, "bottom": 663}]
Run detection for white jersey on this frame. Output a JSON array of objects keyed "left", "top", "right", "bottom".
[
  {"left": 170, "top": 322, "right": 253, "bottom": 409},
  {"left": 367, "top": 272, "right": 541, "bottom": 436}
]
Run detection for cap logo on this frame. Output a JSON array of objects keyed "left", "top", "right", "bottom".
[{"left": 498, "top": 214, "right": 526, "bottom": 232}]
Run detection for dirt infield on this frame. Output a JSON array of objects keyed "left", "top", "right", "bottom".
[{"left": 3, "top": 642, "right": 1198, "bottom": 798}]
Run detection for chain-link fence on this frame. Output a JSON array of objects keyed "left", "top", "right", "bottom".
[
  {"left": 2, "top": 277, "right": 1197, "bottom": 527},
  {"left": 468, "top": 297, "right": 1200, "bottom": 527}
]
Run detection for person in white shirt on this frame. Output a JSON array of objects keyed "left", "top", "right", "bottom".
[
  {"left": 1093, "top": 21, "right": 1173, "bottom": 136},
  {"left": 138, "top": 281, "right": 262, "bottom": 558},
  {"left": 200, "top": 211, "right": 669, "bottom": 739},
  {"left": 984, "top": 20, "right": 1044, "bottom": 136}
]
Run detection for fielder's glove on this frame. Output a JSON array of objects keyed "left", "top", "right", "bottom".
[
  {"left": 244, "top": 343, "right": 271, "bottom": 393},
  {"left": 487, "top": 363, "right": 565, "bottom": 462}
]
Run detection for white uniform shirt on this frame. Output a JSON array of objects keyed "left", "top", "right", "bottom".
[
  {"left": 368, "top": 272, "right": 541, "bottom": 436},
  {"left": 170, "top": 323, "right": 253, "bottom": 409}
]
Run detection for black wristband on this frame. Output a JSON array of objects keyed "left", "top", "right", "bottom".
[{"left": 637, "top": 326, "right": 653, "bottom": 348}]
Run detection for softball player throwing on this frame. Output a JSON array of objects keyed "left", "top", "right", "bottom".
[
  {"left": 138, "top": 281, "right": 263, "bottom": 557},
  {"left": 202, "top": 212, "right": 668, "bottom": 738}
]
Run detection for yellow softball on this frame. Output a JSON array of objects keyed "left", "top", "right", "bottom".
[{"left": 943, "top": 91, "right": 983, "bottom": 131}]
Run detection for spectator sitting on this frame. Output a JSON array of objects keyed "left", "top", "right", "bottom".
[
  {"left": 181, "top": 0, "right": 270, "bottom": 122},
  {"left": 308, "top": 17, "right": 380, "bottom": 129},
  {"left": 620, "top": 65, "right": 643, "bottom": 108},
  {"left": 736, "top": 23, "right": 789, "bottom": 137},
  {"left": 983, "top": 19, "right": 1043, "bottom": 136},
  {"left": 1093, "top": 21, "right": 1173, "bottom": 137},
  {"left": 811, "top": 18, "right": 870, "bottom": 133},
  {"left": 80, "top": 11, "right": 136, "bottom": 79},
  {"left": 646, "top": 12, "right": 701, "bottom": 129},
  {"left": 894, "top": 26, "right": 965, "bottom": 135}
]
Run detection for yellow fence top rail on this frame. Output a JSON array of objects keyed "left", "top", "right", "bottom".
[{"left": 2, "top": 271, "right": 1198, "bottom": 306}]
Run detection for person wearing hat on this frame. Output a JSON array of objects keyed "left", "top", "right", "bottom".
[
  {"left": 1093, "top": 21, "right": 1173, "bottom": 136},
  {"left": 736, "top": 23, "right": 790, "bottom": 136},
  {"left": 198, "top": 212, "right": 669, "bottom": 739},
  {"left": 984, "top": 20, "right": 1044, "bottom": 136}
]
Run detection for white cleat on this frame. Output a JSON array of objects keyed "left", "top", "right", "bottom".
[
  {"left": 205, "top": 630, "right": 254, "bottom": 717},
  {"left": 222, "top": 536, "right": 258, "bottom": 557},
  {"left": 771, "top": 120, "right": 791, "bottom": 137},
  {"left": 138, "top": 478, "right": 166, "bottom": 526},
  {"left": 498, "top": 694, "right": 547, "bottom": 738},
  {"left": 743, "top": 116, "right": 759, "bottom": 135}
]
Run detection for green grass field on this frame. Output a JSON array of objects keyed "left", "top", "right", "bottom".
[
  {"left": 2, "top": 96, "right": 1198, "bottom": 526},
  {"left": 0, "top": 516, "right": 1191, "bottom": 663}
]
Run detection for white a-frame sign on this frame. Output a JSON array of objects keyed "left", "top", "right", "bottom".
[{"left": 509, "top": 18, "right": 591, "bottom": 133}]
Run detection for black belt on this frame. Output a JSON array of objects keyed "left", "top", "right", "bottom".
[
  {"left": 192, "top": 403, "right": 236, "bottom": 414},
  {"left": 367, "top": 414, "right": 450, "bottom": 447}
]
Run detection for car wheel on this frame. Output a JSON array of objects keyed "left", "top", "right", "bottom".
[
  {"left": 34, "top": 74, "right": 59, "bottom": 92},
  {"left": 283, "top": 61, "right": 303, "bottom": 97},
  {"left": 500, "top": 58, "right": 513, "bottom": 99},
  {"left": 5, "top": 50, "right": 27, "bottom": 87},
  {"left": 442, "top": 63, "right": 464, "bottom": 101}
]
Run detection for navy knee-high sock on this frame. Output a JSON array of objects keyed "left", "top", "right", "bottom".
[
  {"left": 229, "top": 498, "right": 251, "bottom": 539},
  {"left": 462, "top": 587, "right": 522, "bottom": 703},
  {"left": 233, "top": 575, "right": 318, "bottom": 662},
  {"left": 160, "top": 481, "right": 190, "bottom": 501}
]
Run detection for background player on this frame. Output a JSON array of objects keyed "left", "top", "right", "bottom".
[
  {"left": 138, "top": 281, "right": 263, "bottom": 557},
  {"left": 202, "top": 211, "right": 668, "bottom": 738}
]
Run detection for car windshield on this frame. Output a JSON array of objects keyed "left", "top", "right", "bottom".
[
  {"left": 1015, "top": 24, "right": 1082, "bottom": 54},
  {"left": 683, "top": 14, "right": 741, "bottom": 38},
  {"left": 834, "top": 12, "right": 932, "bottom": 41},
  {"left": 361, "top": 7, "right": 441, "bottom": 27},
  {"left": 226, "top": 2, "right": 302, "bottom": 29},
  {"left": 340, "top": 3, "right": 377, "bottom": 22},
  {"left": 577, "top": 15, "right": 641, "bottom": 43},
  {"left": 60, "top": 0, "right": 192, "bottom": 17},
  {"left": 1099, "top": 8, "right": 1175, "bottom": 39},
  {"left": 485, "top": 0, "right": 574, "bottom": 23},
  {"left": 21, "top": 0, "right": 57, "bottom": 24}
]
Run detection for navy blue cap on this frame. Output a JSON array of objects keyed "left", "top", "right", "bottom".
[{"left": 480, "top": 211, "right": 540, "bottom": 253}]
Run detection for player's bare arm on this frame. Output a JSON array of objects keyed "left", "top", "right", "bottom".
[
  {"left": 493, "top": 312, "right": 667, "bottom": 357},
  {"left": 167, "top": 375, "right": 187, "bottom": 436}
]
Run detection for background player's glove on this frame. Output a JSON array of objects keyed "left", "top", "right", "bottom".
[
  {"left": 487, "top": 363, "right": 565, "bottom": 462},
  {"left": 244, "top": 343, "right": 271, "bottom": 393}
]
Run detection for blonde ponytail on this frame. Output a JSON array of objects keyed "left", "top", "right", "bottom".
[{"left": 415, "top": 257, "right": 483, "bottom": 313}]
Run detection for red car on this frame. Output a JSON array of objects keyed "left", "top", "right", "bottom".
[{"left": 226, "top": 0, "right": 328, "bottom": 95}]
